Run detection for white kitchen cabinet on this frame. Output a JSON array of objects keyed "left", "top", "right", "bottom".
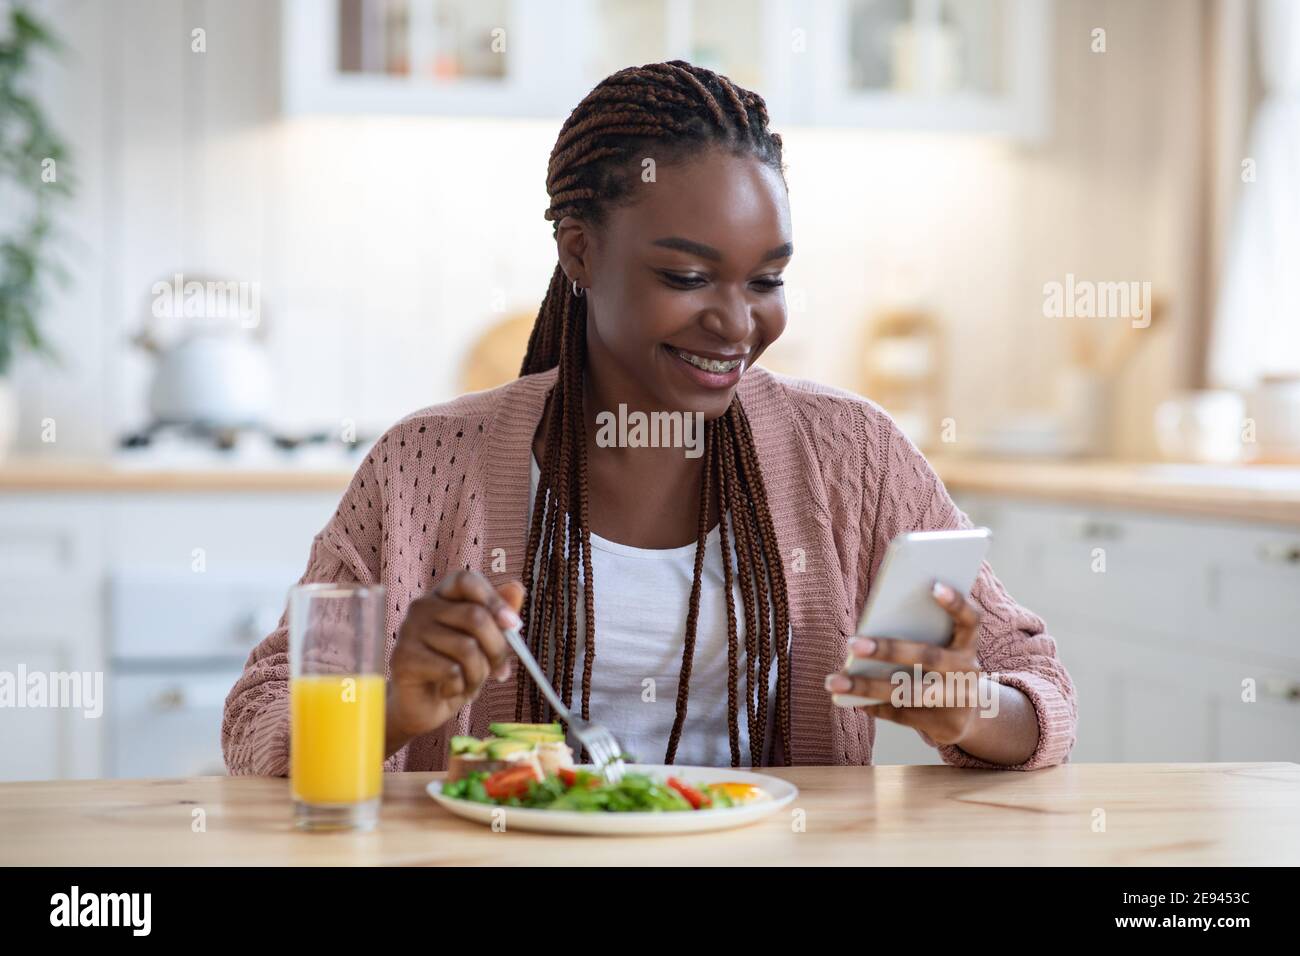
[
  {"left": 283, "top": 0, "right": 783, "bottom": 118},
  {"left": 1052, "top": 636, "right": 1116, "bottom": 762},
  {"left": 282, "top": 0, "right": 580, "bottom": 117},
  {"left": 0, "top": 623, "right": 100, "bottom": 782},
  {"left": 798, "top": 0, "right": 1051, "bottom": 138},
  {"left": 1206, "top": 530, "right": 1300, "bottom": 662},
  {"left": 1057, "top": 611, "right": 1300, "bottom": 765},
  {"left": 871, "top": 494, "right": 1300, "bottom": 767},
  {"left": 0, "top": 488, "right": 342, "bottom": 781},
  {"left": 0, "top": 498, "right": 105, "bottom": 781},
  {"left": 1216, "top": 693, "right": 1300, "bottom": 763},
  {"left": 282, "top": 0, "right": 1052, "bottom": 138},
  {"left": 110, "top": 670, "right": 242, "bottom": 779},
  {"left": 1119, "top": 667, "right": 1217, "bottom": 764}
]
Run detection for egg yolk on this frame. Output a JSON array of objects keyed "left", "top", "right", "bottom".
[{"left": 709, "top": 782, "right": 764, "bottom": 803}]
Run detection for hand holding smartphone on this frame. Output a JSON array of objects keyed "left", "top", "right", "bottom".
[{"left": 832, "top": 528, "right": 991, "bottom": 708}]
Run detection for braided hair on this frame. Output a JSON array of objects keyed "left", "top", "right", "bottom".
[{"left": 515, "top": 61, "right": 792, "bottom": 767}]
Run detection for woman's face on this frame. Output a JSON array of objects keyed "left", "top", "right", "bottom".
[{"left": 558, "top": 147, "right": 792, "bottom": 421}]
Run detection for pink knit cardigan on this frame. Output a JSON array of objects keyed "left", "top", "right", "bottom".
[{"left": 222, "top": 366, "right": 1076, "bottom": 774}]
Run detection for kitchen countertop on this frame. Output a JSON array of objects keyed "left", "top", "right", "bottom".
[
  {"left": 927, "top": 457, "right": 1300, "bottom": 526},
  {"left": 2, "top": 763, "right": 1296, "bottom": 865},
  {"left": 0, "top": 458, "right": 358, "bottom": 492},
  {"left": 1, "top": 456, "right": 1298, "bottom": 525}
]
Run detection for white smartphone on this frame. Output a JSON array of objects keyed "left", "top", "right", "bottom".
[{"left": 832, "top": 527, "right": 992, "bottom": 708}]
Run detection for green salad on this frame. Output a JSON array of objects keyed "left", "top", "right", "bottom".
[
  {"left": 442, "top": 767, "right": 729, "bottom": 812},
  {"left": 439, "top": 725, "right": 768, "bottom": 812}
]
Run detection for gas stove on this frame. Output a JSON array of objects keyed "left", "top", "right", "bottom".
[{"left": 115, "top": 422, "right": 373, "bottom": 470}]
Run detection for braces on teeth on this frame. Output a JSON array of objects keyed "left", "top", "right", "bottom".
[{"left": 676, "top": 349, "right": 742, "bottom": 373}]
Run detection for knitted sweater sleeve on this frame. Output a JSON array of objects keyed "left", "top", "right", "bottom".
[
  {"left": 865, "top": 407, "right": 1077, "bottom": 771},
  {"left": 221, "top": 448, "right": 387, "bottom": 777}
]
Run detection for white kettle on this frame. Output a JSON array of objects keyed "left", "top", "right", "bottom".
[{"left": 133, "top": 276, "right": 275, "bottom": 429}]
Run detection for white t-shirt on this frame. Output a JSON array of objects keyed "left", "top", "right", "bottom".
[{"left": 527, "top": 455, "right": 781, "bottom": 767}]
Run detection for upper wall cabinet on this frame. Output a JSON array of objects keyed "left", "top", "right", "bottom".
[
  {"left": 799, "top": 0, "right": 1051, "bottom": 138},
  {"left": 281, "top": 0, "right": 578, "bottom": 116},
  {"left": 282, "top": 0, "right": 1052, "bottom": 140}
]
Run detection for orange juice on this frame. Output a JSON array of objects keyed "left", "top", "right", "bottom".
[{"left": 290, "top": 674, "right": 385, "bottom": 804}]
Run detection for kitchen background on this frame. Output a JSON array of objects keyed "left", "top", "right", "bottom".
[{"left": 1, "top": 0, "right": 1297, "bottom": 780}]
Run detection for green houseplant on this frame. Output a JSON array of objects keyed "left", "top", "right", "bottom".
[{"left": 0, "top": 3, "right": 71, "bottom": 453}]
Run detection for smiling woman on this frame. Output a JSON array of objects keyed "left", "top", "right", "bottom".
[
  {"left": 520, "top": 64, "right": 796, "bottom": 766},
  {"left": 222, "top": 60, "right": 1077, "bottom": 777}
]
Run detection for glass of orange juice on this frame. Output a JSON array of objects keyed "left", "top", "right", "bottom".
[{"left": 289, "top": 583, "right": 386, "bottom": 831}]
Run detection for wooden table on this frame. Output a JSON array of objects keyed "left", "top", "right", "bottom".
[{"left": 2, "top": 763, "right": 1297, "bottom": 866}]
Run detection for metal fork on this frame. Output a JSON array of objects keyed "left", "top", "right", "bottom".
[{"left": 501, "top": 626, "right": 626, "bottom": 783}]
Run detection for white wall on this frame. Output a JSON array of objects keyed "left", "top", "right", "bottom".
[{"left": 11, "top": 0, "right": 1206, "bottom": 458}]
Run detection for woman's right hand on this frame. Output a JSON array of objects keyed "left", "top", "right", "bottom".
[{"left": 384, "top": 569, "right": 525, "bottom": 757}]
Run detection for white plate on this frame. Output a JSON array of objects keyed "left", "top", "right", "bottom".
[{"left": 426, "top": 764, "right": 797, "bottom": 835}]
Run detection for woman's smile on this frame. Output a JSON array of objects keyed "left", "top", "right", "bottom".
[{"left": 663, "top": 343, "right": 747, "bottom": 389}]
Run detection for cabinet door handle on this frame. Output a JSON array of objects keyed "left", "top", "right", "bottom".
[
  {"left": 1261, "top": 678, "right": 1300, "bottom": 702},
  {"left": 234, "top": 613, "right": 259, "bottom": 645},
  {"left": 234, "top": 608, "right": 282, "bottom": 645},
  {"left": 1257, "top": 542, "right": 1300, "bottom": 565},
  {"left": 1067, "top": 517, "right": 1125, "bottom": 540},
  {"left": 152, "top": 688, "right": 186, "bottom": 712}
]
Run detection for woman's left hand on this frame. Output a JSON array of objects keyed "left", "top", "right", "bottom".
[{"left": 825, "top": 581, "right": 986, "bottom": 747}]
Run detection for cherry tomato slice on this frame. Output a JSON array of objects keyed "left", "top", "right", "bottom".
[
  {"left": 667, "top": 776, "right": 711, "bottom": 809},
  {"left": 484, "top": 764, "right": 538, "bottom": 799}
]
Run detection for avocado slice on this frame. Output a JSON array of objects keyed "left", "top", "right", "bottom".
[
  {"left": 450, "top": 735, "right": 490, "bottom": 755},
  {"left": 500, "top": 729, "right": 565, "bottom": 744},
  {"left": 490, "top": 722, "right": 562, "bottom": 738},
  {"left": 485, "top": 738, "right": 535, "bottom": 760}
]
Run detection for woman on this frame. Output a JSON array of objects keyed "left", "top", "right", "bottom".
[{"left": 223, "top": 61, "right": 1075, "bottom": 774}]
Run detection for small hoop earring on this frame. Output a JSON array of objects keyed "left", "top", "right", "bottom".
[{"left": 572, "top": 279, "right": 585, "bottom": 298}]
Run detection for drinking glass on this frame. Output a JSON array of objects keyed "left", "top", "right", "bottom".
[{"left": 289, "top": 583, "right": 386, "bottom": 831}]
